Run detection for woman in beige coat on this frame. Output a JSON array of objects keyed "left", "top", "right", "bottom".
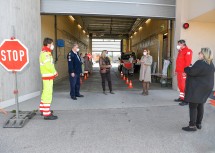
[{"left": 139, "top": 49, "right": 153, "bottom": 95}]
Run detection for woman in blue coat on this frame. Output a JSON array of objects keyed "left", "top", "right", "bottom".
[{"left": 182, "top": 48, "right": 214, "bottom": 131}]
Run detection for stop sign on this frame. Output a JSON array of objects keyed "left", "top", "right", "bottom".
[{"left": 0, "top": 39, "right": 29, "bottom": 71}]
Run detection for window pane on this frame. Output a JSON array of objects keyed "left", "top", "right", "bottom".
[{"left": 92, "top": 39, "right": 121, "bottom": 53}]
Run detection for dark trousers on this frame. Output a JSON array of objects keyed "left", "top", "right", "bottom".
[
  {"left": 189, "top": 102, "right": 204, "bottom": 126},
  {"left": 69, "top": 74, "right": 80, "bottom": 97},
  {"left": 101, "top": 71, "right": 112, "bottom": 92}
]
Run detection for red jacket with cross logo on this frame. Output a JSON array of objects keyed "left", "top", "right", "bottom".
[{"left": 175, "top": 46, "right": 193, "bottom": 73}]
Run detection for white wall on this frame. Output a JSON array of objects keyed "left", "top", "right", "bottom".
[
  {"left": 188, "top": 0, "right": 215, "bottom": 20},
  {"left": 0, "top": 0, "right": 41, "bottom": 107},
  {"left": 181, "top": 22, "right": 215, "bottom": 62}
]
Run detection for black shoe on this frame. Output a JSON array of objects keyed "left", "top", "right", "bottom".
[
  {"left": 71, "top": 97, "right": 77, "bottom": 100},
  {"left": 182, "top": 126, "right": 197, "bottom": 131},
  {"left": 110, "top": 91, "right": 115, "bottom": 94},
  {"left": 141, "top": 91, "right": 146, "bottom": 96},
  {"left": 40, "top": 110, "right": 53, "bottom": 116},
  {"left": 174, "top": 98, "right": 183, "bottom": 102},
  {"left": 44, "top": 114, "right": 58, "bottom": 120},
  {"left": 76, "top": 95, "right": 84, "bottom": 97},
  {"left": 179, "top": 101, "right": 188, "bottom": 106},
  {"left": 146, "top": 91, "right": 149, "bottom": 95},
  {"left": 196, "top": 124, "right": 202, "bottom": 130}
]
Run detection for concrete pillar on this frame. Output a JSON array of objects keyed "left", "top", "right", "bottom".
[
  {"left": 0, "top": 0, "right": 41, "bottom": 107},
  {"left": 126, "top": 39, "right": 130, "bottom": 52},
  {"left": 122, "top": 38, "right": 131, "bottom": 53},
  {"left": 122, "top": 39, "right": 126, "bottom": 53},
  {"left": 89, "top": 34, "right": 93, "bottom": 54},
  {"left": 167, "top": 20, "right": 172, "bottom": 58},
  {"left": 157, "top": 34, "right": 164, "bottom": 73}
]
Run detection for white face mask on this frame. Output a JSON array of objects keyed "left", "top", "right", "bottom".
[
  {"left": 176, "top": 45, "right": 181, "bottom": 50},
  {"left": 50, "top": 44, "right": 54, "bottom": 50},
  {"left": 77, "top": 48, "right": 80, "bottom": 52},
  {"left": 143, "top": 52, "right": 147, "bottom": 56}
]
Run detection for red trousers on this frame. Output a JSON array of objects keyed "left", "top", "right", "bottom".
[{"left": 177, "top": 72, "right": 186, "bottom": 100}]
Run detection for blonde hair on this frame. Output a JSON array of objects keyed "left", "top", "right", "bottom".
[
  {"left": 201, "top": 48, "right": 213, "bottom": 64},
  {"left": 143, "top": 48, "right": 150, "bottom": 55},
  {"left": 101, "top": 50, "right": 107, "bottom": 59}
]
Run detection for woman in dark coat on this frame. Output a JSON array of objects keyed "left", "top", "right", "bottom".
[{"left": 182, "top": 48, "right": 214, "bottom": 131}]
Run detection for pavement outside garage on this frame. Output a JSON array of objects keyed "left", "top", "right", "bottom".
[{"left": 0, "top": 68, "right": 215, "bottom": 153}]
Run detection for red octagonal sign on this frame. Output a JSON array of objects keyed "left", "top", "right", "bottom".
[{"left": 0, "top": 39, "right": 29, "bottom": 72}]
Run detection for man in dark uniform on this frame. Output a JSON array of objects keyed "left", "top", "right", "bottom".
[{"left": 67, "top": 43, "right": 84, "bottom": 100}]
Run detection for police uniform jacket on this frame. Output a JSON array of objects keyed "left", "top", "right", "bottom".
[{"left": 67, "top": 50, "right": 82, "bottom": 75}]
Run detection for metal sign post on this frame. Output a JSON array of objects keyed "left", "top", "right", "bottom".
[{"left": 14, "top": 71, "right": 19, "bottom": 119}]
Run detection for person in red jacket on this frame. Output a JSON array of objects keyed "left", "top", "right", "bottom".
[{"left": 174, "top": 40, "right": 193, "bottom": 106}]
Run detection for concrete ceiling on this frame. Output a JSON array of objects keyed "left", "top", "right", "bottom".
[{"left": 75, "top": 16, "right": 146, "bottom": 39}]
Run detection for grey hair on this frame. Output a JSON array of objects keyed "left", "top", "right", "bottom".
[
  {"left": 201, "top": 48, "right": 213, "bottom": 64},
  {"left": 72, "top": 43, "right": 78, "bottom": 48}
]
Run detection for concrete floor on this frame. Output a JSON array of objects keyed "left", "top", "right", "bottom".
[{"left": 0, "top": 68, "right": 215, "bottom": 153}]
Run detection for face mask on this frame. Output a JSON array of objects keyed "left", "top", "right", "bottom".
[
  {"left": 176, "top": 45, "right": 181, "bottom": 50},
  {"left": 50, "top": 44, "right": 54, "bottom": 50},
  {"left": 143, "top": 52, "right": 147, "bottom": 56},
  {"left": 77, "top": 48, "right": 80, "bottom": 52}
]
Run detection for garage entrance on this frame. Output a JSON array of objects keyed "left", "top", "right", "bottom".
[
  {"left": 40, "top": 0, "right": 176, "bottom": 91},
  {"left": 92, "top": 39, "right": 121, "bottom": 68},
  {"left": 41, "top": 14, "right": 174, "bottom": 90}
]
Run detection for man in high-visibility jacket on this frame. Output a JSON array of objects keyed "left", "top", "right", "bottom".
[
  {"left": 175, "top": 40, "right": 193, "bottom": 106},
  {"left": 39, "top": 38, "right": 58, "bottom": 120}
]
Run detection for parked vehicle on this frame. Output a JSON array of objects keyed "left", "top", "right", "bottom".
[{"left": 118, "top": 52, "right": 138, "bottom": 72}]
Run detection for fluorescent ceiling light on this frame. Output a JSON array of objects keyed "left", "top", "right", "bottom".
[
  {"left": 145, "top": 19, "right": 151, "bottom": 24},
  {"left": 78, "top": 24, "right": 82, "bottom": 28},
  {"left": 69, "top": 16, "right": 75, "bottom": 21}
]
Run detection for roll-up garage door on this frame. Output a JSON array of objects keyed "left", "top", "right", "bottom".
[{"left": 41, "top": 0, "right": 176, "bottom": 19}]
